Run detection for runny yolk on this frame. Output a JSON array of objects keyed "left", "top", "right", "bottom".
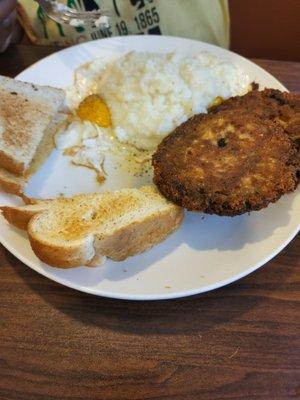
[{"left": 76, "top": 94, "right": 112, "bottom": 127}]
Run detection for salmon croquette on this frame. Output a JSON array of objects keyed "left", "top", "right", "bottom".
[
  {"left": 209, "top": 88, "right": 300, "bottom": 143},
  {"left": 210, "top": 88, "right": 300, "bottom": 177},
  {"left": 152, "top": 110, "right": 298, "bottom": 216}
]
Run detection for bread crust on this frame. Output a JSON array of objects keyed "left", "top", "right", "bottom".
[
  {"left": 95, "top": 206, "right": 183, "bottom": 261},
  {"left": 28, "top": 227, "right": 95, "bottom": 268},
  {"left": 1, "top": 202, "right": 49, "bottom": 230},
  {"left": 0, "top": 113, "right": 67, "bottom": 196},
  {"left": 0, "top": 168, "right": 27, "bottom": 196},
  {"left": 0, "top": 151, "right": 25, "bottom": 175},
  {"left": 0, "top": 76, "right": 64, "bottom": 175}
]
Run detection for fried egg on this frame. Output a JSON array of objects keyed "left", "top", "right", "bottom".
[
  {"left": 76, "top": 94, "right": 111, "bottom": 127},
  {"left": 62, "top": 51, "right": 250, "bottom": 184},
  {"left": 55, "top": 120, "right": 111, "bottom": 181}
]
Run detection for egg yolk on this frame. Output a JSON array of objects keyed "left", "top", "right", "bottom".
[
  {"left": 76, "top": 94, "right": 111, "bottom": 127},
  {"left": 209, "top": 96, "right": 224, "bottom": 108}
]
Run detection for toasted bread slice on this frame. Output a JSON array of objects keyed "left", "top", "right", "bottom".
[
  {"left": 0, "top": 75, "right": 64, "bottom": 175},
  {"left": 0, "top": 167, "right": 27, "bottom": 196},
  {"left": 1, "top": 186, "right": 184, "bottom": 268},
  {"left": 0, "top": 113, "right": 67, "bottom": 196}
]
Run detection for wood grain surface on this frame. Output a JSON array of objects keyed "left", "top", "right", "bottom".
[{"left": 0, "top": 45, "right": 299, "bottom": 400}]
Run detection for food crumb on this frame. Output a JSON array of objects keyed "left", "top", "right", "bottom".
[
  {"left": 164, "top": 285, "right": 171, "bottom": 289},
  {"left": 217, "top": 138, "right": 227, "bottom": 148},
  {"left": 229, "top": 347, "right": 239, "bottom": 359}
]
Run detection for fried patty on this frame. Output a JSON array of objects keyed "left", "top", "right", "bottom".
[
  {"left": 210, "top": 88, "right": 300, "bottom": 176},
  {"left": 152, "top": 110, "right": 298, "bottom": 216},
  {"left": 210, "top": 88, "right": 300, "bottom": 140}
]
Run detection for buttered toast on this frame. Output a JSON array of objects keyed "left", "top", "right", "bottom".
[
  {"left": 0, "top": 75, "right": 64, "bottom": 175},
  {"left": 1, "top": 186, "right": 184, "bottom": 268}
]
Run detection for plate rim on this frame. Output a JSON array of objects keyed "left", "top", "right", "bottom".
[{"left": 1, "top": 223, "right": 298, "bottom": 300}]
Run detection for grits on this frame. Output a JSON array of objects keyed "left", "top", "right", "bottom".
[{"left": 66, "top": 51, "right": 250, "bottom": 150}]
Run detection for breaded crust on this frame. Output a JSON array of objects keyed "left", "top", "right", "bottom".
[
  {"left": 209, "top": 88, "right": 300, "bottom": 177},
  {"left": 210, "top": 88, "right": 300, "bottom": 140},
  {"left": 153, "top": 110, "right": 297, "bottom": 216}
]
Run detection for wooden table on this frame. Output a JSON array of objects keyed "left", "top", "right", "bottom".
[{"left": 0, "top": 46, "right": 299, "bottom": 400}]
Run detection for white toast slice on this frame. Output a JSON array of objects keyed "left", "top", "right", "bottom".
[
  {"left": 0, "top": 75, "right": 64, "bottom": 174},
  {"left": 0, "top": 113, "right": 68, "bottom": 195},
  {"left": 1, "top": 186, "right": 184, "bottom": 268}
]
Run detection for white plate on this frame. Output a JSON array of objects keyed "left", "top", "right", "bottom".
[{"left": 0, "top": 36, "right": 299, "bottom": 300}]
